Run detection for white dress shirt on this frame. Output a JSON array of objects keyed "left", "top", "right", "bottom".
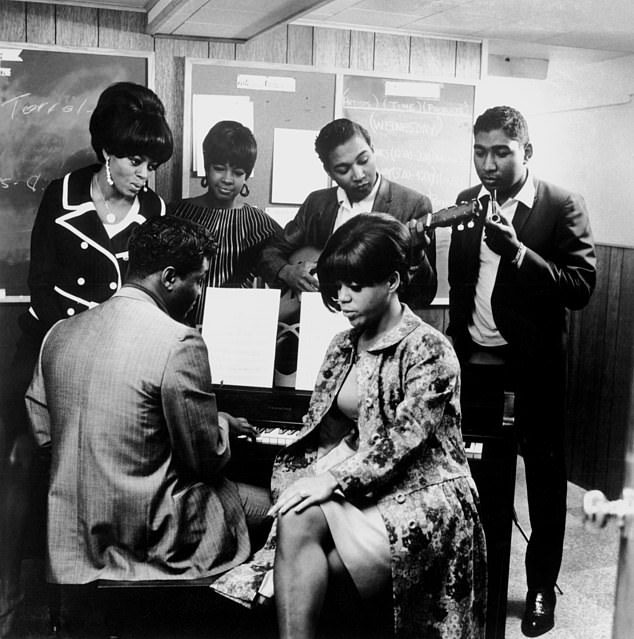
[
  {"left": 333, "top": 174, "right": 382, "bottom": 231},
  {"left": 469, "top": 173, "right": 536, "bottom": 346}
]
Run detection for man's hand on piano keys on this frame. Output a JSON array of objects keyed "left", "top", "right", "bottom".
[
  {"left": 218, "top": 411, "right": 258, "bottom": 442},
  {"left": 267, "top": 472, "right": 340, "bottom": 518}
]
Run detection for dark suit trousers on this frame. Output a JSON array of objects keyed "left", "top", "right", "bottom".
[{"left": 460, "top": 340, "right": 567, "bottom": 591}]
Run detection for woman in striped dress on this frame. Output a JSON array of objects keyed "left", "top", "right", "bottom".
[{"left": 168, "top": 120, "right": 281, "bottom": 327}]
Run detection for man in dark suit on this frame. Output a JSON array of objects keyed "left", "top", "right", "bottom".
[
  {"left": 261, "top": 118, "right": 437, "bottom": 308},
  {"left": 448, "top": 106, "right": 596, "bottom": 637}
]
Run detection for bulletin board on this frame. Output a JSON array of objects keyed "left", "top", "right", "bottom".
[
  {"left": 183, "top": 59, "right": 336, "bottom": 218},
  {"left": 0, "top": 42, "right": 152, "bottom": 300}
]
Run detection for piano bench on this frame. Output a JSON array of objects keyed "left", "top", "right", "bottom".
[{"left": 48, "top": 576, "right": 223, "bottom": 639}]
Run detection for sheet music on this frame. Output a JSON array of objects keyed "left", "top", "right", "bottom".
[
  {"left": 295, "top": 292, "right": 350, "bottom": 391},
  {"left": 271, "top": 128, "right": 329, "bottom": 204},
  {"left": 201, "top": 288, "right": 280, "bottom": 388}
]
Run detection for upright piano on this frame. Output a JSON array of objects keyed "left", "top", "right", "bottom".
[{"left": 215, "top": 377, "right": 516, "bottom": 639}]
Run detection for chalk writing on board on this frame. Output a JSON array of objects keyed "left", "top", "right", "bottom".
[
  {"left": 0, "top": 45, "right": 147, "bottom": 296},
  {"left": 342, "top": 75, "right": 474, "bottom": 208},
  {"left": 342, "top": 74, "right": 475, "bottom": 302},
  {"left": 1, "top": 92, "right": 92, "bottom": 119}
]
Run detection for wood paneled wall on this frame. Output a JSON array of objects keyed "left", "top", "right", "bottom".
[
  {"left": 566, "top": 244, "right": 634, "bottom": 497},
  {"left": 423, "top": 244, "right": 634, "bottom": 497},
  {"left": 0, "top": 0, "right": 631, "bottom": 496}
]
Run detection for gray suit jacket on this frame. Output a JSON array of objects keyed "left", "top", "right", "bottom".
[{"left": 27, "top": 287, "right": 250, "bottom": 583}]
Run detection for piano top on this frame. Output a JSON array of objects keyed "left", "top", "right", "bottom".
[{"left": 213, "top": 384, "right": 311, "bottom": 426}]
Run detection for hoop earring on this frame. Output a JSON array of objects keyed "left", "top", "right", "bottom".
[
  {"left": 200, "top": 176, "right": 208, "bottom": 189},
  {"left": 240, "top": 183, "right": 250, "bottom": 197},
  {"left": 105, "top": 157, "right": 114, "bottom": 186}
]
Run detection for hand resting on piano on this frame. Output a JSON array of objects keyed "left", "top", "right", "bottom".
[
  {"left": 236, "top": 420, "right": 302, "bottom": 447},
  {"left": 218, "top": 411, "right": 258, "bottom": 442}
]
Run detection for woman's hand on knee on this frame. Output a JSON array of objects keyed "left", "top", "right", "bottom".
[{"left": 267, "top": 473, "right": 340, "bottom": 517}]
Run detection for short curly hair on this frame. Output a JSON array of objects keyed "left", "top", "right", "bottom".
[
  {"left": 314, "top": 118, "right": 372, "bottom": 166},
  {"left": 473, "top": 106, "right": 530, "bottom": 145},
  {"left": 127, "top": 216, "right": 217, "bottom": 280},
  {"left": 202, "top": 120, "right": 257, "bottom": 178}
]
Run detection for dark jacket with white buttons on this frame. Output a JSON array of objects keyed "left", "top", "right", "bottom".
[{"left": 21, "top": 164, "right": 165, "bottom": 340}]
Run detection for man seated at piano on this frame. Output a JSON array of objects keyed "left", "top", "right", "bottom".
[
  {"left": 26, "top": 216, "right": 271, "bottom": 585},
  {"left": 211, "top": 214, "right": 486, "bottom": 639},
  {"left": 260, "top": 117, "right": 438, "bottom": 311}
]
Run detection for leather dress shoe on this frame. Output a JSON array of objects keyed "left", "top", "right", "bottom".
[{"left": 521, "top": 589, "right": 556, "bottom": 637}]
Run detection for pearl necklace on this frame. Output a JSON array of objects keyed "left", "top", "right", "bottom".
[{"left": 91, "top": 174, "right": 117, "bottom": 224}]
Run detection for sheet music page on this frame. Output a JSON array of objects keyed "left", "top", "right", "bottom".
[
  {"left": 271, "top": 128, "right": 329, "bottom": 204},
  {"left": 295, "top": 292, "right": 350, "bottom": 391},
  {"left": 201, "top": 288, "right": 280, "bottom": 388}
]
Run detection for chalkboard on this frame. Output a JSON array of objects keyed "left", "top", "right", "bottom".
[
  {"left": 183, "top": 59, "right": 336, "bottom": 209},
  {"left": 0, "top": 43, "right": 151, "bottom": 299},
  {"left": 342, "top": 74, "right": 475, "bottom": 301},
  {"left": 342, "top": 74, "right": 474, "bottom": 208}
]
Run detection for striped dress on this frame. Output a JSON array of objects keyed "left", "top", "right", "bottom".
[{"left": 168, "top": 200, "right": 281, "bottom": 326}]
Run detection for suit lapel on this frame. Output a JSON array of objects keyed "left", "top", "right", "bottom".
[
  {"left": 372, "top": 178, "right": 392, "bottom": 213},
  {"left": 512, "top": 179, "right": 540, "bottom": 237},
  {"left": 323, "top": 190, "right": 341, "bottom": 239}
]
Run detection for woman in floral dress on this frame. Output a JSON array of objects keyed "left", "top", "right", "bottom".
[{"left": 212, "top": 213, "right": 486, "bottom": 639}]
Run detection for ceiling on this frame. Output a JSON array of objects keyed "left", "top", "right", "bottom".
[
  {"left": 297, "top": 0, "right": 634, "bottom": 53},
  {"left": 18, "top": 0, "right": 634, "bottom": 54}
]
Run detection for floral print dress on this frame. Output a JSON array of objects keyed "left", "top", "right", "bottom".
[{"left": 211, "top": 306, "right": 487, "bottom": 639}]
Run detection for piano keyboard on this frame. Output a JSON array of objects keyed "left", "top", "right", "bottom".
[
  {"left": 465, "top": 440, "right": 483, "bottom": 460},
  {"left": 252, "top": 423, "right": 483, "bottom": 460},
  {"left": 255, "top": 422, "right": 301, "bottom": 447}
]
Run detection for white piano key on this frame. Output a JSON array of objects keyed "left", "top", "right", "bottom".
[
  {"left": 256, "top": 425, "right": 300, "bottom": 447},
  {"left": 465, "top": 441, "right": 483, "bottom": 460}
]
